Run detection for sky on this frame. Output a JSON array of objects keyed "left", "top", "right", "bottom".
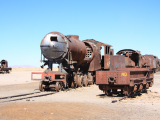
[{"left": 0, "top": 0, "right": 160, "bottom": 67}]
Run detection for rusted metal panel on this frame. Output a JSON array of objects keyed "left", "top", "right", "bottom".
[
  {"left": 96, "top": 71, "right": 108, "bottom": 84},
  {"left": 117, "top": 71, "right": 130, "bottom": 84},
  {"left": 110, "top": 49, "right": 114, "bottom": 55},
  {"left": 143, "top": 55, "right": 156, "bottom": 69},
  {"left": 104, "top": 54, "right": 110, "bottom": 69},
  {"left": 125, "top": 57, "right": 135, "bottom": 67},
  {"left": 110, "top": 55, "right": 125, "bottom": 70},
  {"left": 83, "top": 39, "right": 112, "bottom": 51},
  {"left": 82, "top": 39, "right": 112, "bottom": 71},
  {"left": 31, "top": 72, "right": 67, "bottom": 82},
  {"left": 67, "top": 35, "right": 87, "bottom": 62},
  {"left": 96, "top": 71, "right": 130, "bottom": 85},
  {"left": 83, "top": 41, "right": 101, "bottom": 71}
]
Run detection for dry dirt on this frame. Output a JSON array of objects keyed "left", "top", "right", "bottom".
[{"left": 0, "top": 68, "right": 160, "bottom": 120}]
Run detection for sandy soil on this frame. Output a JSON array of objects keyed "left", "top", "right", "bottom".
[
  {"left": 0, "top": 68, "right": 160, "bottom": 120},
  {"left": 0, "top": 67, "right": 58, "bottom": 86},
  {"left": 11, "top": 67, "right": 57, "bottom": 72}
]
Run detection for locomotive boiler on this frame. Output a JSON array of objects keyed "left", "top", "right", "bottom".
[{"left": 31, "top": 32, "right": 111, "bottom": 91}]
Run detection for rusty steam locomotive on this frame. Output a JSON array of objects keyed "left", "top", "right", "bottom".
[
  {"left": 97, "top": 50, "right": 157, "bottom": 96},
  {"left": 31, "top": 32, "right": 158, "bottom": 96},
  {"left": 32, "top": 32, "right": 106, "bottom": 91}
]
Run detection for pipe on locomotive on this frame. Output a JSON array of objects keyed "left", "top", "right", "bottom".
[{"left": 40, "top": 32, "right": 88, "bottom": 70}]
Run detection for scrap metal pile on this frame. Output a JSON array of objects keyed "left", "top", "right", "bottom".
[
  {"left": 31, "top": 32, "right": 160, "bottom": 96},
  {"left": 0, "top": 60, "right": 12, "bottom": 73}
]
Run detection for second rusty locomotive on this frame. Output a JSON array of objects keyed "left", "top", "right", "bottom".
[{"left": 96, "top": 49, "right": 155, "bottom": 96}]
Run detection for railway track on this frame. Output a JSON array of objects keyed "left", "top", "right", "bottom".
[
  {"left": 0, "top": 91, "right": 56, "bottom": 103},
  {"left": 111, "top": 91, "right": 148, "bottom": 103}
]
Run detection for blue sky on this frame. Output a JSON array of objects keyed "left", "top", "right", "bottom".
[{"left": 0, "top": 0, "right": 160, "bottom": 67}]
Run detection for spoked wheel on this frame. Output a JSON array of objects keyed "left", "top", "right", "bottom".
[
  {"left": 83, "top": 75, "right": 88, "bottom": 87},
  {"left": 56, "top": 82, "right": 61, "bottom": 92},
  {"left": 77, "top": 75, "right": 83, "bottom": 87},
  {"left": 39, "top": 81, "right": 44, "bottom": 92}
]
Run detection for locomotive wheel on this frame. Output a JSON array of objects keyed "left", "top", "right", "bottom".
[
  {"left": 77, "top": 75, "right": 83, "bottom": 87},
  {"left": 39, "top": 81, "right": 44, "bottom": 92},
  {"left": 73, "top": 73, "right": 78, "bottom": 88},
  {"left": 124, "top": 91, "right": 129, "bottom": 96},
  {"left": 70, "top": 81, "right": 74, "bottom": 88},
  {"left": 112, "top": 89, "right": 117, "bottom": 94},
  {"left": 88, "top": 74, "right": 94, "bottom": 85},
  {"left": 83, "top": 75, "right": 88, "bottom": 87},
  {"left": 61, "top": 82, "right": 65, "bottom": 91},
  {"left": 105, "top": 89, "right": 111, "bottom": 96},
  {"left": 104, "top": 86, "right": 111, "bottom": 96},
  {"left": 138, "top": 84, "right": 143, "bottom": 92},
  {"left": 146, "top": 83, "right": 149, "bottom": 89},
  {"left": 149, "top": 82, "right": 153, "bottom": 87},
  {"left": 56, "top": 82, "right": 61, "bottom": 92},
  {"left": 124, "top": 86, "right": 131, "bottom": 96},
  {"left": 133, "top": 85, "right": 137, "bottom": 93},
  {"left": 70, "top": 81, "right": 77, "bottom": 88}
]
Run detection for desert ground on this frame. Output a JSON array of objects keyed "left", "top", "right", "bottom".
[{"left": 0, "top": 67, "right": 160, "bottom": 120}]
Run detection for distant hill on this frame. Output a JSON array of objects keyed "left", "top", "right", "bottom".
[{"left": 9, "top": 65, "right": 36, "bottom": 67}]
